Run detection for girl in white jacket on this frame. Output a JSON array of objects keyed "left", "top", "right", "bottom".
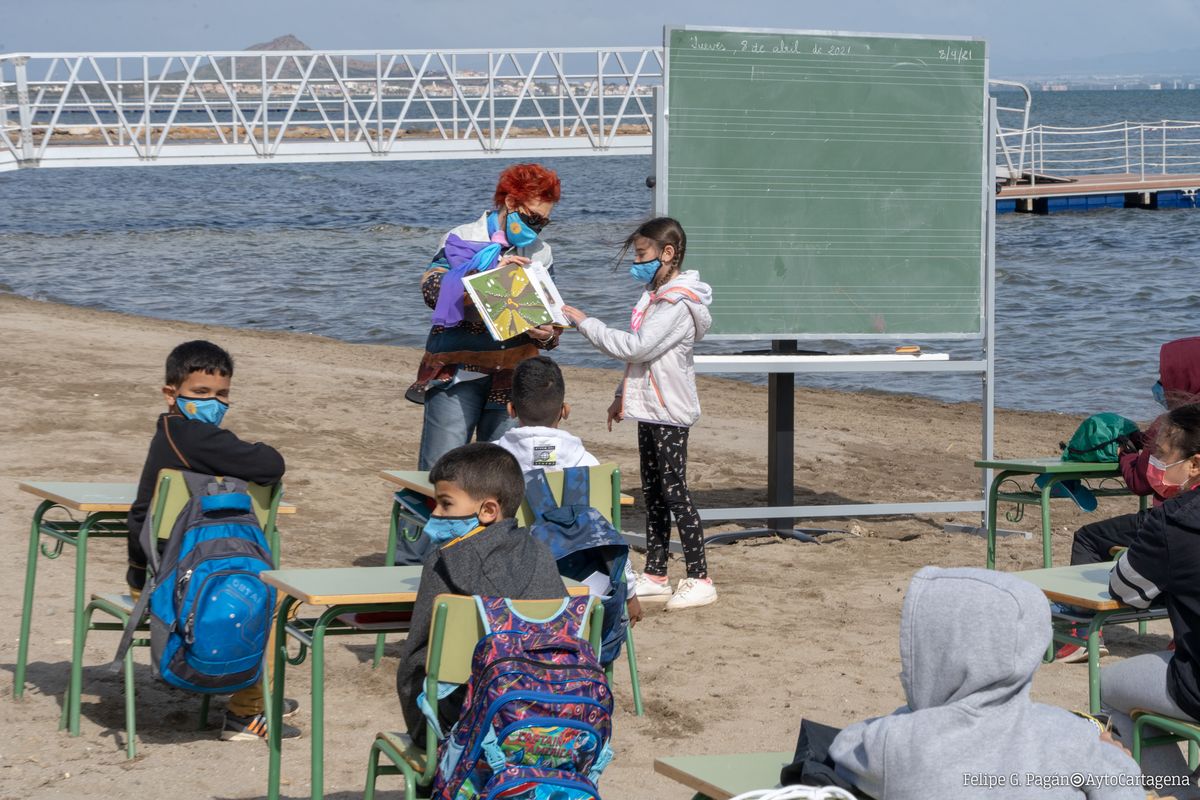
[{"left": 562, "top": 218, "right": 716, "bottom": 610}]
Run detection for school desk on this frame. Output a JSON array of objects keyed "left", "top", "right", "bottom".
[
  {"left": 1016, "top": 562, "right": 1168, "bottom": 714},
  {"left": 12, "top": 481, "right": 295, "bottom": 734},
  {"left": 654, "top": 751, "right": 793, "bottom": 799},
  {"left": 262, "top": 565, "right": 589, "bottom": 800},
  {"left": 975, "top": 458, "right": 1148, "bottom": 570}
]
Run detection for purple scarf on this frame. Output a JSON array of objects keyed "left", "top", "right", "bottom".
[{"left": 432, "top": 233, "right": 503, "bottom": 327}]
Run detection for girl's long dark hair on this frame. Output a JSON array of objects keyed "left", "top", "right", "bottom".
[{"left": 617, "top": 216, "right": 687, "bottom": 269}]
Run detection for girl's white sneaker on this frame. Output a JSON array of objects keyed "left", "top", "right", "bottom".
[
  {"left": 634, "top": 573, "right": 673, "bottom": 599},
  {"left": 664, "top": 577, "right": 717, "bottom": 610}
]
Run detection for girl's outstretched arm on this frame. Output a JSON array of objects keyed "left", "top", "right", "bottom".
[{"left": 562, "top": 303, "right": 692, "bottom": 364}]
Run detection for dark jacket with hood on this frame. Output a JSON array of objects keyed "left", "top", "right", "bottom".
[
  {"left": 830, "top": 567, "right": 1142, "bottom": 800},
  {"left": 126, "top": 412, "right": 285, "bottom": 589},
  {"left": 395, "top": 518, "right": 567, "bottom": 737},
  {"left": 1121, "top": 337, "right": 1200, "bottom": 498},
  {"left": 1110, "top": 485, "right": 1200, "bottom": 720}
]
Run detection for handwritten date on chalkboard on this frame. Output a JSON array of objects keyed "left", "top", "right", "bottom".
[{"left": 686, "top": 35, "right": 857, "bottom": 56}]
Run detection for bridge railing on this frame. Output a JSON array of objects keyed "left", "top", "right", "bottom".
[
  {"left": 0, "top": 48, "right": 663, "bottom": 170},
  {"left": 995, "top": 119, "right": 1200, "bottom": 184}
]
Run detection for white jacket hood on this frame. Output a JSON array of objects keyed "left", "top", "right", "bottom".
[{"left": 494, "top": 426, "right": 600, "bottom": 472}]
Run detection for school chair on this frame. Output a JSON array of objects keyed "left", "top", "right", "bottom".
[
  {"left": 1131, "top": 709, "right": 1200, "bottom": 770},
  {"left": 363, "top": 594, "right": 604, "bottom": 800},
  {"left": 68, "top": 469, "right": 284, "bottom": 758},
  {"left": 513, "top": 463, "right": 644, "bottom": 716}
]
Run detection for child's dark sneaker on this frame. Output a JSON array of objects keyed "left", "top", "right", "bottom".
[
  {"left": 281, "top": 697, "right": 300, "bottom": 718},
  {"left": 221, "top": 711, "right": 301, "bottom": 742}
]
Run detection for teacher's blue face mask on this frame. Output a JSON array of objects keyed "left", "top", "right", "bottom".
[
  {"left": 177, "top": 395, "right": 229, "bottom": 426},
  {"left": 503, "top": 210, "right": 541, "bottom": 247},
  {"left": 423, "top": 513, "right": 482, "bottom": 546},
  {"left": 629, "top": 258, "right": 661, "bottom": 284}
]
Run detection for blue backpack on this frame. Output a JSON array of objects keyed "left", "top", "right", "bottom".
[
  {"left": 525, "top": 468, "right": 629, "bottom": 665},
  {"left": 114, "top": 471, "right": 276, "bottom": 693}
]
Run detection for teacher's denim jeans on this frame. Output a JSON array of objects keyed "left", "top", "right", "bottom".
[{"left": 417, "top": 376, "right": 516, "bottom": 470}]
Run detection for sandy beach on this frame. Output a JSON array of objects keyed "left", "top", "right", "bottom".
[{"left": 0, "top": 293, "right": 1169, "bottom": 799}]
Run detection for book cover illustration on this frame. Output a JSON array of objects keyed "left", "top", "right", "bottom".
[{"left": 463, "top": 261, "right": 568, "bottom": 341}]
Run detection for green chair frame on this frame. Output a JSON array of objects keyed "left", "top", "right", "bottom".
[
  {"left": 364, "top": 594, "right": 604, "bottom": 800},
  {"left": 1132, "top": 710, "right": 1200, "bottom": 771},
  {"left": 373, "top": 464, "right": 644, "bottom": 716},
  {"left": 67, "top": 470, "right": 284, "bottom": 758}
]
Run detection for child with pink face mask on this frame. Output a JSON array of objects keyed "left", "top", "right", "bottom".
[{"left": 1103, "top": 403, "right": 1200, "bottom": 783}]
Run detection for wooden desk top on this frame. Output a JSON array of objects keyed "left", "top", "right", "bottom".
[
  {"left": 974, "top": 458, "right": 1120, "bottom": 475},
  {"left": 262, "top": 565, "right": 589, "bottom": 606},
  {"left": 654, "top": 752, "right": 792, "bottom": 800},
  {"left": 19, "top": 481, "right": 297, "bottom": 514},
  {"left": 380, "top": 469, "right": 635, "bottom": 506},
  {"left": 1016, "top": 563, "right": 1126, "bottom": 611}
]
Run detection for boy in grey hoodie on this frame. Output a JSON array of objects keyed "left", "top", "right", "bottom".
[{"left": 829, "top": 567, "right": 1143, "bottom": 799}]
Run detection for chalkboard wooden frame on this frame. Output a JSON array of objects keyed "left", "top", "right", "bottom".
[{"left": 661, "top": 25, "right": 991, "bottom": 340}]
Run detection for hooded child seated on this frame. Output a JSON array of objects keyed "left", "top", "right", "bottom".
[
  {"left": 395, "top": 442, "right": 567, "bottom": 739},
  {"left": 829, "top": 567, "right": 1143, "bottom": 799}
]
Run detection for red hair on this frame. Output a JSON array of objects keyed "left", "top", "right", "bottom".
[{"left": 493, "top": 163, "right": 561, "bottom": 207}]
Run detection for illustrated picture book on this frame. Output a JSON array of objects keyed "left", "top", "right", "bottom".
[{"left": 462, "top": 261, "right": 569, "bottom": 341}]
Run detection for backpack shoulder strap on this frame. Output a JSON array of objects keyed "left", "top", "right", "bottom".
[
  {"left": 523, "top": 469, "right": 560, "bottom": 522},
  {"left": 111, "top": 584, "right": 154, "bottom": 670},
  {"left": 560, "top": 467, "right": 590, "bottom": 508}
]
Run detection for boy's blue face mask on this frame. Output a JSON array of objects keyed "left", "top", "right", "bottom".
[
  {"left": 424, "top": 513, "right": 482, "bottom": 545},
  {"left": 177, "top": 395, "right": 229, "bottom": 426},
  {"left": 1153, "top": 380, "right": 1167, "bottom": 408},
  {"left": 629, "top": 258, "right": 661, "bottom": 284}
]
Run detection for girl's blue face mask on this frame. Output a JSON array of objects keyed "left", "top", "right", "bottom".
[
  {"left": 629, "top": 258, "right": 661, "bottom": 284},
  {"left": 1153, "top": 381, "right": 1167, "bottom": 408},
  {"left": 423, "top": 513, "right": 482, "bottom": 546},
  {"left": 177, "top": 395, "right": 229, "bottom": 426}
]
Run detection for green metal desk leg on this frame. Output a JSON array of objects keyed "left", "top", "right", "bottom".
[
  {"left": 267, "top": 595, "right": 297, "bottom": 800},
  {"left": 625, "top": 628, "right": 644, "bottom": 716},
  {"left": 1039, "top": 479, "right": 1056, "bottom": 569},
  {"left": 372, "top": 501, "right": 402, "bottom": 668},
  {"left": 985, "top": 471, "right": 1011, "bottom": 570},
  {"left": 311, "top": 607, "right": 343, "bottom": 800},
  {"left": 15, "top": 500, "right": 54, "bottom": 700},
  {"left": 67, "top": 513, "right": 101, "bottom": 736},
  {"left": 1086, "top": 612, "right": 1111, "bottom": 715}
]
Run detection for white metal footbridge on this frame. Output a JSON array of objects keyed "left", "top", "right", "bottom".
[{"left": 4, "top": 47, "right": 1200, "bottom": 191}]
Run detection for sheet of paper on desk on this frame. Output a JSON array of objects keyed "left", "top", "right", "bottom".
[{"left": 463, "top": 260, "right": 568, "bottom": 341}]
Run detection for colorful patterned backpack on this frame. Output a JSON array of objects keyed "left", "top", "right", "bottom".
[{"left": 431, "top": 595, "right": 614, "bottom": 800}]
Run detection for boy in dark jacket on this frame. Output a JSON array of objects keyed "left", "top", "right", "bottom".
[
  {"left": 396, "top": 442, "right": 567, "bottom": 738},
  {"left": 127, "top": 340, "right": 294, "bottom": 741}
]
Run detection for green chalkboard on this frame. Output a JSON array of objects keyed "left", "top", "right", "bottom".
[{"left": 664, "top": 27, "right": 988, "bottom": 338}]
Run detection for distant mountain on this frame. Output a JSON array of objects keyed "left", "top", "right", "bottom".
[{"left": 170, "top": 34, "right": 408, "bottom": 82}]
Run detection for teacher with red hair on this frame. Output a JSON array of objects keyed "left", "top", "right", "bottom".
[{"left": 407, "top": 163, "right": 562, "bottom": 470}]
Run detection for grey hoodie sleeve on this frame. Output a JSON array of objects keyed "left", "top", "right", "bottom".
[
  {"left": 1077, "top": 735, "right": 1145, "bottom": 800},
  {"left": 829, "top": 711, "right": 905, "bottom": 799}
]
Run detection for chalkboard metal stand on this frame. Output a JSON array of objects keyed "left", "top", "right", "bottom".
[{"left": 703, "top": 340, "right": 823, "bottom": 545}]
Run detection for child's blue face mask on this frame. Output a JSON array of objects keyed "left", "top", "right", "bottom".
[
  {"left": 629, "top": 258, "right": 661, "bottom": 284},
  {"left": 177, "top": 395, "right": 229, "bottom": 426},
  {"left": 424, "top": 513, "right": 482, "bottom": 545},
  {"left": 1153, "top": 381, "right": 1167, "bottom": 408}
]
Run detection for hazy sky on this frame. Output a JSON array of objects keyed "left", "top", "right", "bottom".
[{"left": 4, "top": 0, "right": 1199, "bottom": 74}]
